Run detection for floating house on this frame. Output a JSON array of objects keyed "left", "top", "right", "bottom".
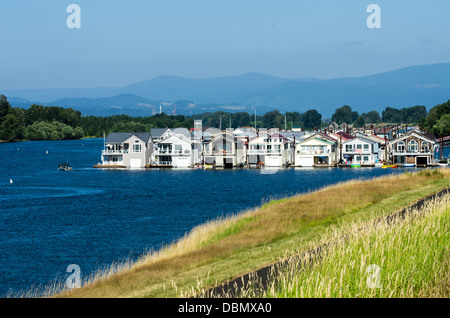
[
  {"left": 389, "top": 130, "right": 435, "bottom": 166},
  {"left": 101, "top": 132, "right": 152, "bottom": 168},
  {"left": 152, "top": 130, "right": 193, "bottom": 168},
  {"left": 294, "top": 132, "right": 337, "bottom": 167},
  {"left": 342, "top": 136, "right": 380, "bottom": 165},
  {"left": 247, "top": 132, "right": 289, "bottom": 167},
  {"left": 203, "top": 131, "right": 246, "bottom": 168}
]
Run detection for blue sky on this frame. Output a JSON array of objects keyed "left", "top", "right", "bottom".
[{"left": 0, "top": 0, "right": 449, "bottom": 89}]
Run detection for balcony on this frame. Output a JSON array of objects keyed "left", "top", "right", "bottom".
[
  {"left": 155, "top": 149, "right": 183, "bottom": 155},
  {"left": 102, "top": 150, "right": 128, "bottom": 155},
  {"left": 247, "top": 149, "right": 282, "bottom": 154},
  {"left": 153, "top": 161, "right": 173, "bottom": 166},
  {"left": 392, "top": 149, "right": 432, "bottom": 155},
  {"left": 101, "top": 160, "right": 124, "bottom": 166},
  {"left": 203, "top": 150, "right": 235, "bottom": 156},
  {"left": 297, "top": 149, "right": 331, "bottom": 155}
]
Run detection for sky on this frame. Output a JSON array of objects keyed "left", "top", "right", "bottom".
[{"left": 0, "top": 0, "right": 449, "bottom": 90}]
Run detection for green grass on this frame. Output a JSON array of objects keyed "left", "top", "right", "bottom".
[
  {"left": 260, "top": 194, "right": 450, "bottom": 298},
  {"left": 45, "top": 169, "right": 450, "bottom": 298}
]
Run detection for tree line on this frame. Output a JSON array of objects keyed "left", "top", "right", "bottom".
[
  {"left": 1, "top": 94, "right": 449, "bottom": 142},
  {"left": 0, "top": 95, "right": 84, "bottom": 142}
]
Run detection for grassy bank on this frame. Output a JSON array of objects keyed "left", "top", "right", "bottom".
[
  {"left": 49, "top": 169, "right": 449, "bottom": 298},
  {"left": 228, "top": 190, "right": 450, "bottom": 298}
]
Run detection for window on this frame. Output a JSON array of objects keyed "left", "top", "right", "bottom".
[
  {"left": 356, "top": 156, "right": 361, "bottom": 161},
  {"left": 133, "top": 144, "right": 142, "bottom": 153},
  {"left": 346, "top": 145, "right": 353, "bottom": 152},
  {"left": 363, "top": 156, "right": 369, "bottom": 162},
  {"left": 356, "top": 144, "right": 362, "bottom": 149},
  {"left": 397, "top": 141, "right": 405, "bottom": 152},
  {"left": 363, "top": 144, "right": 369, "bottom": 151},
  {"left": 408, "top": 139, "right": 418, "bottom": 152},
  {"left": 421, "top": 141, "right": 429, "bottom": 153}
]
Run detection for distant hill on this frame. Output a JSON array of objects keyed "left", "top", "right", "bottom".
[{"left": 3, "top": 63, "right": 450, "bottom": 117}]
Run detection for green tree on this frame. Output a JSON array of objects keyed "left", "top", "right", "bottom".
[
  {"left": 0, "top": 113, "right": 22, "bottom": 141},
  {"left": 423, "top": 100, "right": 450, "bottom": 133},
  {"left": 0, "top": 95, "right": 12, "bottom": 121},
  {"left": 361, "top": 111, "right": 381, "bottom": 124},
  {"left": 262, "top": 110, "right": 283, "bottom": 129},
  {"left": 332, "top": 105, "right": 353, "bottom": 125},
  {"left": 382, "top": 107, "right": 403, "bottom": 123},
  {"left": 433, "top": 114, "right": 450, "bottom": 137},
  {"left": 302, "top": 109, "right": 322, "bottom": 130},
  {"left": 354, "top": 116, "right": 366, "bottom": 128}
]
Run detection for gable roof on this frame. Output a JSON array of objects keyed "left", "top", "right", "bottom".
[
  {"left": 106, "top": 132, "right": 151, "bottom": 143},
  {"left": 343, "top": 136, "right": 378, "bottom": 145},
  {"left": 335, "top": 131, "right": 355, "bottom": 140},
  {"left": 390, "top": 131, "right": 435, "bottom": 144},
  {"left": 150, "top": 128, "right": 172, "bottom": 138},
  {"left": 298, "top": 132, "right": 336, "bottom": 144}
]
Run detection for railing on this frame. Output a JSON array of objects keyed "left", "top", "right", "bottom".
[
  {"left": 154, "top": 161, "right": 173, "bottom": 166},
  {"left": 247, "top": 149, "right": 282, "bottom": 154},
  {"left": 155, "top": 149, "right": 182, "bottom": 155},
  {"left": 392, "top": 150, "right": 431, "bottom": 154},
  {"left": 203, "top": 150, "right": 234, "bottom": 155},
  {"left": 101, "top": 161, "right": 124, "bottom": 166},
  {"left": 296, "top": 150, "right": 330, "bottom": 155},
  {"left": 102, "top": 150, "right": 128, "bottom": 155}
]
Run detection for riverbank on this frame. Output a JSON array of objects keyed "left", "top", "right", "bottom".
[{"left": 48, "top": 169, "right": 450, "bottom": 298}]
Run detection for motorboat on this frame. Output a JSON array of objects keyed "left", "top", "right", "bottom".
[{"left": 58, "top": 163, "right": 73, "bottom": 171}]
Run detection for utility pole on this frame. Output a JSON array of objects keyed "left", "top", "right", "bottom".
[
  {"left": 254, "top": 110, "right": 257, "bottom": 131},
  {"left": 384, "top": 127, "right": 387, "bottom": 164}
]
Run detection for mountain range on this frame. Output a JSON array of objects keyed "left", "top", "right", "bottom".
[{"left": 3, "top": 63, "right": 450, "bottom": 118}]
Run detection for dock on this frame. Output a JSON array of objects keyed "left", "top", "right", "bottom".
[{"left": 93, "top": 164, "right": 126, "bottom": 169}]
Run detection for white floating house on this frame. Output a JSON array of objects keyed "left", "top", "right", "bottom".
[{"left": 102, "top": 132, "right": 152, "bottom": 168}]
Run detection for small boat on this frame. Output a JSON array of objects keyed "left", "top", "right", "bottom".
[
  {"left": 203, "top": 164, "right": 213, "bottom": 170},
  {"left": 58, "top": 163, "right": 72, "bottom": 171},
  {"left": 350, "top": 163, "right": 361, "bottom": 168},
  {"left": 403, "top": 164, "right": 415, "bottom": 167},
  {"left": 382, "top": 164, "right": 397, "bottom": 169},
  {"left": 438, "top": 159, "right": 448, "bottom": 167}
]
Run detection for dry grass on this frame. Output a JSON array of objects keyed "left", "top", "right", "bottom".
[
  {"left": 31, "top": 168, "right": 450, "bottom": 298},
  {"left": 254, "top": 192, "right": 450, "bottom": 298}
]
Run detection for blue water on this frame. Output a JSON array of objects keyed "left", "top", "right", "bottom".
[{"left": 0, "top": 138, "right": 422, "bottom": 296}]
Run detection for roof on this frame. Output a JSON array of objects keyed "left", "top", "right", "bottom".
[
  {"left": 343, "top": 136, "right": 378, "bottom": 145},
  {"left": 150, "top": 128, "right": 172, "bottom": 138},
  {"left": 297, "top": 132, "right": 336, "bottom": 145},
  {"left": 335, "top": 131, "right": 355, "bottom": 140},
  {"left": 106, "top": 132, "right": 151, "bottom": 143},
  {"left": 390, "top": 130, "right": 435, "bottom": 144}
]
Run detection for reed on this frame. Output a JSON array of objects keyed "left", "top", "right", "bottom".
[{"left": 205, "top": 191, "right": 450, "bottom": 298}]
